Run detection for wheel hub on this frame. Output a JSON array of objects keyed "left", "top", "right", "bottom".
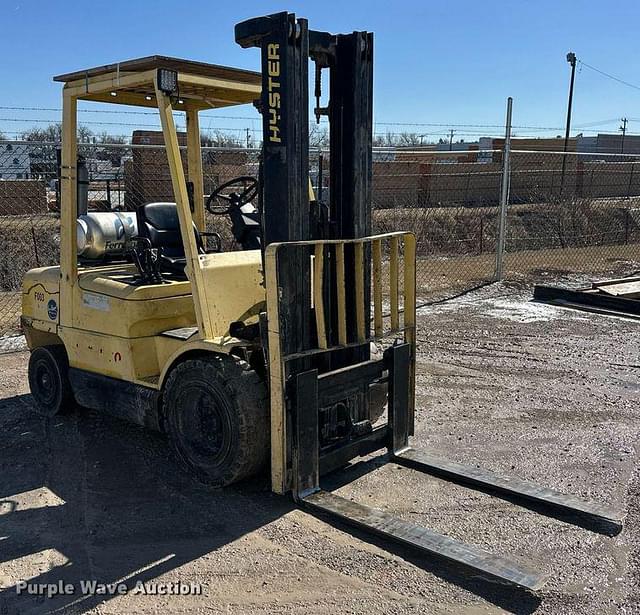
[
  {"left": 181, "top": 386, "right": 231, "bottom": 461},
  {"left": 35, "top": 362, "right": 56, "bottom": 404}
]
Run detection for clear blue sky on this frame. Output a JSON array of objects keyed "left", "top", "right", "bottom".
[{"left": 1, "top": 0, "right": 639, "bottom": 141}]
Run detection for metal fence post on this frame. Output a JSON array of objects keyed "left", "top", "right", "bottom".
[{"left": 495, "top": 96, "right": 513, "bottom": 281}]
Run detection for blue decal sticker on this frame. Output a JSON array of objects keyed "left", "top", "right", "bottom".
[{"left": 47, "top": 299, "right": 58, "bottom": 321}]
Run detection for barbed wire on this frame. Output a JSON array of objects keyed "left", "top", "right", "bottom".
[{"left": 0, "top": 105, "right": 613, "bottom": 134}]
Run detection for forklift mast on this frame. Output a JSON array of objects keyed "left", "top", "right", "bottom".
[
  {"left": 236, "top": 12, "right": 313, "bottom": 366},
  {"left": 236, "top": 11, "right": 381, "bottom": 481},
  {"left": 320, "top": 29, "right": 373, "bottom": 241},
  {"left": 236, "top": 12, "right": 311, "bottom": 247}
]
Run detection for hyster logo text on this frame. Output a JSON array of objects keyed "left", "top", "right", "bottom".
[{"left": 267, "top": 43, "right": 281, "bottom": 143}]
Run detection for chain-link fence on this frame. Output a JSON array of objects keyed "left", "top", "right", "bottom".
[
  {"left": 367, "top": 150, "right": 502, "bottom": 297},
  {"left": 506, "top": 150, "right": 640, "bottom": 278},
  {"left": 1, "top": 141, "right": 58, "bottom": 336},
  {"left": 1, "top": 139, "right": 640, "bottom": 335}
]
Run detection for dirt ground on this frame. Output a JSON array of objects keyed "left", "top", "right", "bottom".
[{"left": 0, "top": 281, "right": 639, "bottom": 614}]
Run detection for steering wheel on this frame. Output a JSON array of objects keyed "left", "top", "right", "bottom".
[{"left": 205, "top": 176, "right": 259, "bottom": 215}]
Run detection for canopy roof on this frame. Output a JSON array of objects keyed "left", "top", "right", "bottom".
[{"left": 54, "top": 55, "right": 262, "bottom": 110}]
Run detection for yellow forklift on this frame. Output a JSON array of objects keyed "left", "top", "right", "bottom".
[{"left": 21, "top": 11, "right": 623, "bottom": 591}]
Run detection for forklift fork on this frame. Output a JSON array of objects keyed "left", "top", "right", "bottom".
[{"left": 266, "top": 234, "right": 623, "bottom": 592}]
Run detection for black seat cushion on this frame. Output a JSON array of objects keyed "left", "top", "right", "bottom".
[{"left": 136, "top": 202, "right": 203, "bottom": 275}]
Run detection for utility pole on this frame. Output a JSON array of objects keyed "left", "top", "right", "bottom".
[
  {"left": 495, "top": 97, "right": 513, "bottom": 281},
  {"left": 620, "top": 117, "right": 628, "bottom": 154},
  {"left": 245, "top": 127, "right": 251, "bottom": 149},
  {"left": 448, "top": 129, "right": 455, "bottom": 151},
  {"left": 561, "top": 52, "right": 577, "bottom": 191}
]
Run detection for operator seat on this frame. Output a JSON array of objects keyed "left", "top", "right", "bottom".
[{"left": 136, "top": 202, "right": 204, "bottom": 276}]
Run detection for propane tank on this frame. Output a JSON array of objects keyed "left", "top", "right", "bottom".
[{"left": 77, "top": 212, "right": 138, "bottom": 260}]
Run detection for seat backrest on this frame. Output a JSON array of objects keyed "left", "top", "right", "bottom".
[{"left": 136, "top": 202, "right": 202, "bottom": 257}]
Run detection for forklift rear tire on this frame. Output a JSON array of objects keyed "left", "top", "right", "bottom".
[
  {"left": 28, "top": 345, "right": 74, "bottom": 417},
  {"left": 162, "top": 354, "right": 269, "bottom": 487}
]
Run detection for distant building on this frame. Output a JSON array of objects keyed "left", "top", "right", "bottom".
[
  {"left": 125, "top": 130, "right": 251, "bottom": 208},
  {"left": 85, "top": 158, "right": 120, "bottom": 181},
  {"left": 432, "top": 136, "right": 579, "bottom": 163},
  {"left": 435, "top": 141, "right": 476, "bottom": 152},
  {"left": 0, "top": 142, "right": 30, "bottom": 179},
  {"left": 447, "top": 133, "right": 640, "bottom": 158},
  {"left": 577, "top": 133, "right": 640, "bottom": 157}
]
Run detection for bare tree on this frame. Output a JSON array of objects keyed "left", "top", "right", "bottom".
[
  {"left": 373, "top": 131, "right": 398, "bottom": 147},
  {"left": 17, "top": 125, "right": 64, "bottom": 174},
  {"left": 309, "top": 125, "right": 329, "bottom": 148},
  {"left": 200, "top": 131, "right": 242, "bottom": 148},
  {"left": 373, "top": 131, "right": 425, "bottom": 147},
  {"left": 91, "top": 131, "right": 128, "bottom": 165},
  {"left": 396, "top": 132, "right": 423, "bottom": 147},
  {"left": 94, "top": 131, "right": 127, "bottom": 145},
  {"left": 21, "top": 123, "right": 63, "bottom": 142},
  {"left": 19, "top": 123, "right": 95, "bottom": 143},
  {"left": 77, "top": 125, "right": 94, "bottom": 144}
]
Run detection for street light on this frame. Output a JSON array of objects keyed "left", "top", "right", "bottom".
[{"left": 561, "top": 52, "right": 577, "bottom": 191}]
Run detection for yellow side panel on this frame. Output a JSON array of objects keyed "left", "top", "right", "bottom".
[
  {"left": 22, "top": 266, "right": 61, "bottom": 329},
  {"left": 59, "top": 327, "right": 159, "bottom": 383},
  {"left": 22, "top": 264, "right": 197, "bottom": 339},
  {"left": 72, "top": 285, "right": 197, "bottom": 339},
  {"left": 199, "top": 250, "right": 266, "bottom": 339},
  {"left": 73, "top": 265, "right": 196, "bottom": 338}
]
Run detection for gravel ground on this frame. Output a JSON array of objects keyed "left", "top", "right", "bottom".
[{"left": 0, "top": 280, "right": 638, "bottom": 614}]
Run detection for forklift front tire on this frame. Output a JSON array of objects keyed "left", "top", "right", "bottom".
[
  {"left": 162, "top": 354, "right": 269, "bottom": 487},
  {"left": 28, "top": 346, "right": 74, "bottom": 417}
]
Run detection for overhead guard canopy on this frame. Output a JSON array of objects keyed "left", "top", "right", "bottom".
[{"left": 53, "top": 55, "right": 261, "bottom": 110}]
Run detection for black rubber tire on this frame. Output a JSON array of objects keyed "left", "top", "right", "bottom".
[
  {"left": 162, "top": 354, "right": 269, "bottom": 487},
  {"left": 28, "top": 345, "right": 74, "bottom": 417}
]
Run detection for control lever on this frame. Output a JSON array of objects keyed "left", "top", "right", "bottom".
[{"left": 126, "top": 237, "right": 164, "bottom": 285}]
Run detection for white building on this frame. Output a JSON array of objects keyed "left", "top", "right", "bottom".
[{"left": 0, "top": 142, "right": 31, "bottom": 179}]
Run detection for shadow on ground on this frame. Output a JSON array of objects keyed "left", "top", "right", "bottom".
[
  {"left": 0, "top": 394, "right": 290, "bottom": 614},
  {"left": 0, "top": 393, "right": 544, "bottom": 614}
]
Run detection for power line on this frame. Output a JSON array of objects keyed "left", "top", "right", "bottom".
[
  {"left": 0, "top": 112, "right": 634, "bottom": 141},
  {"left": 0, "top": 121, "right": 537, "bottom": 137},
  {"left": 573, "top": 118, "right": 621, "bottom": 128},
  {"left": 0, "top": 104, "right": 620, "bottom": 137},
  {"left": 0, "top": 117, "right": 266, "bottom": 134},
  {"left": 374, "top": 120, "right": 562, "bottom": 130},
  {"left": 0, "top": 117, "right": 168, "bottom": 128},
  {"left": 579, "top": 60, "right": 640, "bottom": 93},
  {"left": 4, "top": 59, "right": 640, "bottom": 135},
  {"left": 0, "top": 105, "right": 568, "bottom": 131},
  {"left": 0, "top": 105, "right": 260, "bottom": 122}
]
